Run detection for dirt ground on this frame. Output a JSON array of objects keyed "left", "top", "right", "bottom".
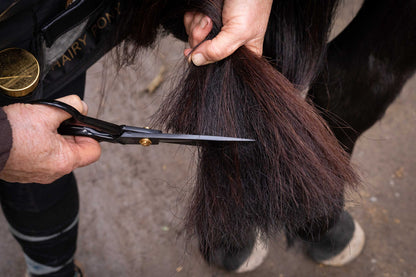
[{"left": 0, "top": 1, "right": 415, "bottom": 276}]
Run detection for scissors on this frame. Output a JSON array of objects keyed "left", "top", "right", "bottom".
[{"left": 31, "top": 99, "right": 255, "bottom": 146}]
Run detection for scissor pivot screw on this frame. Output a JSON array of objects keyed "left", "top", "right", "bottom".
[{"left": 139, "top": 138, "right": 152, "bottom": 146}]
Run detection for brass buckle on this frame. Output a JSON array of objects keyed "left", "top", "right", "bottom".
[{"left": 0, "top": 48, "right": 40, "bottom": 97}]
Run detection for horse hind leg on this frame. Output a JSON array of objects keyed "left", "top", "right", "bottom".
[
  {"left": 298, "top": 0, "right": 416, "bottom": 265},
  {"left": 308, "top": 0, "right": 416, "bottom": 154},
  {"left": 199, "top": 228, "right": 269, "bottom": 273}
]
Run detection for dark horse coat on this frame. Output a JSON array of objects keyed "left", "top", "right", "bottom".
[{"left": 309, "top": 0, "right": 416, "bottom": 155}]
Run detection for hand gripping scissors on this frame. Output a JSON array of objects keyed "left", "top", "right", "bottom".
[{"left": 32, "top": 100, "right": 255, "bottom": 146}]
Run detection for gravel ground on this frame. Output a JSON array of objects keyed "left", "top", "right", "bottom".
[{"left": 1, "top": 1, "right": 415, "bottom": 276}]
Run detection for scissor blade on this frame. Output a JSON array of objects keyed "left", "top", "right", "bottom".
[
  {"left": 158, "top": 134, "right": 256, "bottom": 145},
  {"left": 118, "top": 131, "right": 255, "bottom": 145}
]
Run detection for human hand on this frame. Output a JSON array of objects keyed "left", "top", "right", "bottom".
[
  {"left": 184, "top": 0, "right": 273, "bottom": 66},
  {"left": 0, "top": 95, "right": 101, "bottom": 184}
]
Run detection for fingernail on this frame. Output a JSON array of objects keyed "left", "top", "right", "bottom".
[
  {"left": 199, "top": 17, "right": 209, "bottom": 29},
  {"left": 184, "top": 49, "right": 192, "bottom": 64},
  {"left": 192, "top": 53, "right": 205, "bottom": 66},
  {"left": 184, "top": 48, "right": 192, "bottom": 56}
]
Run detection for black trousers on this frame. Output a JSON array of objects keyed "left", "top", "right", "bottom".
[
  {"left": 0, "top": 73, "right": 86, "bottom": 277},
  {"left": 0, "top": 174, "right": 79, "bottom": 277}
]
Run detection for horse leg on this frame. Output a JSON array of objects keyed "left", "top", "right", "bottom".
[
  {"left": 308, "top": 0, "right": 416, "bottom": 154},
  {"left": 199, "top": 229, "right": 268, "bottom": 272},
  {"left": 299, "top": 0, "right": 416, "bottom": 265}
]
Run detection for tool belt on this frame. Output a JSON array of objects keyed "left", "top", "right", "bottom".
[{"left": 0, "top": 0, "right": 122, "bottom": 106}]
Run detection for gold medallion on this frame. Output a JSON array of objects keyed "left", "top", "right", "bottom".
[{"left": 0, "top": 48, "right": 40, "bottom": 97}]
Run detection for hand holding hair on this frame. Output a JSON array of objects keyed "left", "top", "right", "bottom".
[
  {"left": 184, "top": 0, "right": 273, "bottom": 65},
  {"left": 0, "top": 95, "right": 101, "bottom": 184}
]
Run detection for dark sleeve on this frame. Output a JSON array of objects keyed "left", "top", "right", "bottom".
[{"left": 0, "top": 107, "right": 12, "bottom": 172}]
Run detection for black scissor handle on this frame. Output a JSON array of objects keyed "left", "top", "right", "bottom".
[
  {"left": 31, "top": 99, "right": 123, "bottom": 136},
  {"left": 57, "top": 124, "right": 117, "bottom": 142}
]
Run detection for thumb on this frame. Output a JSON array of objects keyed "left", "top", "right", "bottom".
[
  {"left": 191, "top": 30, "right": 243, "bottom": 66},
  {"left": 70, "top": 136, "right": 102, "bottom": 168}
]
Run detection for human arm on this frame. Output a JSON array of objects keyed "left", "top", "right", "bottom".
[
  {"left": 0, "top": 107, "right": 12, "bottom": 172},
  {"left": 0, "top": 95, "right": 101, "bottom": 184},
  {"left": 184, "top": 0, "right": 273, "bottom": 65}
]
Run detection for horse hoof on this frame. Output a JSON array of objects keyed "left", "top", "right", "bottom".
[
  {"left": 235, "top": 236, "right": 269, "bottom": 273},
  {"left": 306, "top": 213, "right": 365, "bottom": 266},
  {"left": 204, "top": 233, "right": 269, "bottom": 273}
]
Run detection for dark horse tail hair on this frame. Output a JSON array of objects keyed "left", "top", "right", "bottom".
[{"left": 118, "top": 0, "right": 358, "bottom": 258}]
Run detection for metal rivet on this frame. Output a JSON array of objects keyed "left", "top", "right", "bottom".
[{"left": 139, "top": 138, "right": 152, "bottom": 146}]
